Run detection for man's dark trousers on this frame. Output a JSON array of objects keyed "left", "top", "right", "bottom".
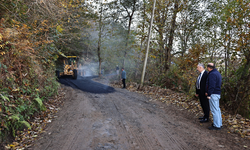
[
  {"left": 199, "top": 94, "right": 210, "bottom": 119},
  {"left": 196, "top": 70, "right": 210, "bottom": 119},
  {"left": 122, "top": 79, "right": 126, "bottom": 88}
]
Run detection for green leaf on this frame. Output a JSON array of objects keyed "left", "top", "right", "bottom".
[
  {"left": 9, "top": 114, "right": 20, "bottom": 121},
  {"left": 0, "top": 93, "right": 9, "bottom": 101},
  {"left": 35, "top": 97, "right": 43, "bottom": 108},
  {"left": 20, "top": 121, "right": 31, "bottom": 129},
  {"left": 34, "top": 97, "right": 46, "bottom": 111}
]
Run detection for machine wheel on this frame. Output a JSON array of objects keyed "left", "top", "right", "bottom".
[
  {"left": 73, "top": 69, "right": 77, "bottom": 79},
  {"left": 56, "top": 70, "right": 60, "bottom": 80}
]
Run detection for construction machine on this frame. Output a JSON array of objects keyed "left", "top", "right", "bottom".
[{"left": 56, "top": 55, "right": 78, "bottom": 79}]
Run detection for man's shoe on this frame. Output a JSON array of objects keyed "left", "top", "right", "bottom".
[
  {"left": 199, "top": 116, "right": 204, "bottom": 120},
  {"left": 200, "top": 118, "right": 209, "bottom": 123},
  {"left": 211, "top": 123, "right": 223, "bottom": 128},
  {"left": 208, "top": 126, "right": 221, "bottom": 130}
]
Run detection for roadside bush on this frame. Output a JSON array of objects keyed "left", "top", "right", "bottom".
[
  {"left": 0, "top": 23, "right": 59, "bottom": 144},
  {"left": 0, "top": 0, "right": 67, "bottom": 145},
  {"left": 221, "top": 62, "right": 250, "bottom": 118}
]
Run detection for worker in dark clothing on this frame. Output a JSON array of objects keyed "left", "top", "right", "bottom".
[{"left": 121, "top": 68, "right": 126, "bottom": 89}]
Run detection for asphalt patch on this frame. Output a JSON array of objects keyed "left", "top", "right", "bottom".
[{"left": 58, "top": 76, "right": 115, "bottom": 94}]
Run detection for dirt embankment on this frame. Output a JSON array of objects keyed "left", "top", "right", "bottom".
[{"left": 30, "top": 79, "right": 250, "bottom": 150}]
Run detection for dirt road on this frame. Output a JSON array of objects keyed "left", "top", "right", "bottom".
[{"left": 30, "top": 77, "right": 250, "bottom": 150}]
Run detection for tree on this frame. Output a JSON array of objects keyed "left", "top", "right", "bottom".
[
  {"left": 97, "top": 1, "right": 104, "bottom": 76},
  {"left": 175, "top": 0, "right": 205, "bottom": 57},
  {"left": 221, "top": 0, "right": 250, "bottom": 116},
  {"left": 165, "top": 0, "right": 179, "bottom": 71},
  {"left": 153, "top": 0, "right": 171, "bottom": 73},
  {"left": 110, "top": 0, "right": 141, "bottom": 67}
]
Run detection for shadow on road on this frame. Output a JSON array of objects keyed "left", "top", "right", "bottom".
[{"left": 58, "top": 75, "right": 115, "bottom": 94}]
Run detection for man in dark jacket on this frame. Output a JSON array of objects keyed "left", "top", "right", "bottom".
[
  {"left": 116, "top": 65, "right": 119, "bottom": 75},
  {"left": 196, "top": 63, "right": 210, "bottom": 123},
  {"left": 206, "top": 63, "right": 222, "bottom": 130},
  {"left": 121, "top": 67, "right": 126, "bottom": 89}
]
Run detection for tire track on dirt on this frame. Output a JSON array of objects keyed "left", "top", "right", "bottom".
[
  {"left": 153, "top": 128, "right": 187, "bottom": 150},
  {"left": 117, "top": 89, "right": 192, "bottom": 149},
  {"left": 31, "top": 88, "right": 99, "bottom": 150},
  {"left": 107, "top": 89, "right": 191, "bottom": 150},
  {"left": 54, "top": 91, "right": 93, "bottom": 150},
  {"left": 112, "top": 100, "right": 156, "bottom": 150}
]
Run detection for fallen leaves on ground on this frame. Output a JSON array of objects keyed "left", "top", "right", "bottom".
[
  {"left": 111, "top": 81, "right": 250, "bottom": 140},
  {"left": 4, "top": 87, "right": 66, "bottom": 150}
]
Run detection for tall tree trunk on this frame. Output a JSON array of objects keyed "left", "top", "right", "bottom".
[
  {"left": 98, "top": 2, "right": 103, "bottom": 77},
  {"left": 165, "top": 0, "right": 178, "bottom": 71},
  {"left": 159, "top": 34, "right": 164, "bottom": 74},
  {"left": 139, "top": 0, "right": 146, "bottom": 53},
  {"left": 121, "top": 0, "right": 137, "bottom": 67},
  {"left": 87, "top": 43, "right": 89, "bottom": 59},
  {"left": 225, "top": 30, "right": 231, "bottom": 78},
  {"left": 122, "top": 16, "right": 132, "bottom": 67},
  {"left": 210, "top": 27, "right": 216, "bottom": 62},
  {"left": 137, "top": 0, "right": 146, "bottom": 79},
  {"left": 224, "top": 30, "right": 227, "bottom": 77}
]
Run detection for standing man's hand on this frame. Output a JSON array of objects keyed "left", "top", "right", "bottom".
[
  {"left": 195, "top": 94, "right": 198, "bottom": 97},
  {"left": 205, "top": 93, "right": 208, "bottom": 96}
]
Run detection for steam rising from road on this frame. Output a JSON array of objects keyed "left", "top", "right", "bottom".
[{"left": 78, "top": 62, "right": 99, "bottom": 77}]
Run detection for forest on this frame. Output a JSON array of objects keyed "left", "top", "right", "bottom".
[{"left": 0, "top": 0, "right": 249, "bottom": 146}]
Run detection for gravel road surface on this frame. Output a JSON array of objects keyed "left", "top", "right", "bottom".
[{"left": 30, "top": 76, "right": 250, "bottom": 150}]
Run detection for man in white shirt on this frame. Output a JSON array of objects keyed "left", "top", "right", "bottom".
[{"left": 196, "top": 63, "right": 210, "bottom": 123}]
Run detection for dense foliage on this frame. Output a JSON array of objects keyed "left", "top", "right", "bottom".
[
  {"left": 0, "top": 0, "right": 91, "bottom": 145},
  {"left": 0, "top": 0, "right": 58, "bottom": 144}
]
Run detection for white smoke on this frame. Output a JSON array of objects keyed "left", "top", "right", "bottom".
[{"left": 78, "top": 62, "right": 99, "bottom": 77}]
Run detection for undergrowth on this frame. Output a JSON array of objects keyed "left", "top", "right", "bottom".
[{"left": 0, "top": 22, "right": 59, "bottom": 144}]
